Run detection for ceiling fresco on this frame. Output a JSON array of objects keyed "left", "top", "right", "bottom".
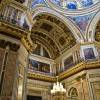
[
  {"left": 69, "top": 13, "right": 95, "bottom": 32},
  {"left": 49, "top": 0, "right": 99, "bottom": 9},
  {"left": 31, "top": 0, "right": 99, "bottom": 10},
  {"left": 31, "top": 0, "right": 46, "bottom": 8}
]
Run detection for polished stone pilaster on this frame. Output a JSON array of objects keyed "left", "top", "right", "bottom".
[{"left": 0, "top": 40, "right": 20, "bottom": 100}]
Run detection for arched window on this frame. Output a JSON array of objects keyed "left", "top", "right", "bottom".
[
  {"left": 68, "top": 87, "right": 79, "bottom": 100},
  {"left": 33, "top": 44, "right": 50, "bottom": 58}
]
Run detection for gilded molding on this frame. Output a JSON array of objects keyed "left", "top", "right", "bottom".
[
  {"left": 21, "top": 36, "right": 34, "bottom": 53},
  {"left": 0, "top": 21, "right": 28, "bottom": 39},
  {"left": 0, "top": 21, "right": 34, "bottom": 52},
  {"left": 59, "top": 60, "right": 100, "bottom": 81},
  {"left": 27, "top": 60, "right": 100, "bottom": 82},
  {"left": 28, "top": 71, "right": 56, "bottom": 82}
]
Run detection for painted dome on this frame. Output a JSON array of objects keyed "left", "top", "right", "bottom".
[
  {"left": 31, "top": 0, "right": 99, "bottom": 10},
  {"left": 49, "top": 0, "right": 99, "bottom": 10}
]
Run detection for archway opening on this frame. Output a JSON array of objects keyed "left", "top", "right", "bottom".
[{"left": 68, "top": 87, "right": 79, "bottom": 100}]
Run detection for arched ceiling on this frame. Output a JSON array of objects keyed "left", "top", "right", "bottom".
[
  {"left": 31, "top": 14, "right": 76, "bottom": 59},
  {"left": 95, "top": 20, "right": 100, "bottom": 42}
]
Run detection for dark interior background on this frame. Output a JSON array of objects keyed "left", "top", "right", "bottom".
[{"left": 27, "top": 95, "right": 42, "bottom": 100}]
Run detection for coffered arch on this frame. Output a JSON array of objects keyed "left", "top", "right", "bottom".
[
  {"left": 31, "top": 13, "right": 78, "bottom": 59},
  {"left": 68, "top": 87, "right": 79, "bottom": 100},
  {"left": 31, "top": 31, "right": 60, "bottom": 59},
  {"left": 31, "top": 7, "right": 84, "bottom": 42}
]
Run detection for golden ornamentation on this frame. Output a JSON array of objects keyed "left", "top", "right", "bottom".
[
  {"left": 21, "top": 36, "right": 34, "bottom": 52},
  {"left": 28, "top": 71, "right": 56, "bottom": 82},
  {"left": 0, "top": 21, "right": 27, "bottom": 39},
  {"left": 59, "top": 60, "right": 100, "bottom": 80}
]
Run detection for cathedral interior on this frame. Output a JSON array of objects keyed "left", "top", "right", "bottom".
[{"left": 0, "top": 0, "right": 100, "bottom": 100}]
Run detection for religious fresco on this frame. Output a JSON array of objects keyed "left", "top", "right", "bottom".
[
  {"left": 83, "top": 48, "right": 96, "bottom": 60},
  {"left": 29, "top": 59, "right": 50, "bottom": 73},
  {"left": 67, "top": 2, "right": 77, "bottom": 9},
  {"left": 64, "top": 56, "right": 74, "bottom": 70},
  {"left": 50, "top": 0, "right": 77, "bottom": 9},
  {"left": 31, "top": 0, "right": 99, "bottom": 10},
  {"left": 50, "top": 0, "right": 61, "bottom": 6},
  {"left": 49, "top": 0, "right": 99, "bottom": 9},
  {"left": 69, "top": 13, "right": 95, "bottom": 31},
  {"left": 31, "top": 0, "right": 46, "bottom": 8},
  {"left": 80, "top": 0, "right": 93, "bottom": 7}
]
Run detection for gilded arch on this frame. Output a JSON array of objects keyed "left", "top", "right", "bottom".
[{"left": 31, "top": 7, "right": 84, "bottom": 42}]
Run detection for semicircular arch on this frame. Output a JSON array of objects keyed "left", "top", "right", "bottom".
[{"left": 31, "top": 7, "right": 84, "bottom": 42}]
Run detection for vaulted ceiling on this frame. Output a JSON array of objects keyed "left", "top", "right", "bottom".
[{"left": 31, "top": 14, "right": 76, "bottom": 59}]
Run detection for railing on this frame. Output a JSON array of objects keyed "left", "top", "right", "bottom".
[{"left": 0, "top": 14, "right": 29, "bottom": 31}]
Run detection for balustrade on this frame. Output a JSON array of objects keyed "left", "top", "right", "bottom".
[{"left": 0, "top": 14, "right": 29, "bottom": 30}]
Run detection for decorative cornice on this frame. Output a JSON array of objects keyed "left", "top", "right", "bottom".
[
  {"left": 21, "top": 36, "right": 35, "bottom": 53},
  {"left": 0, "top": 19, "right": 35, "bottom": 53},
  {"left": 59, "top": 60, "right": 100, "bottom": 81},
  {"left": 0, "top": 39, "right": 20, "bottom": 51},
  {"left": 28, "top": 71, "right": 56, "bottom": 82},
  {"left": 27, "top": 60, "right": 100, "bottom": 82},
  {"left": 0, "top": 21, "right": 28, "bottom": 39}
]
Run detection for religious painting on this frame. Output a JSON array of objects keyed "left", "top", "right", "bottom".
[
  {"left": 50, "top": 0, "right": 61, "bottom": 6},
  {"left": 67, "top": 2, "right": 77, "bottom": 9},
  {"left": 70, "top": 13, "right": 95, "bottom": 31},
  {"left": 31, "top": 0, "right": 45, "bottom": 8},
  {"left": 72, "top": 16, "right": 88, "bottom": 31},
  {"left": 64, "top": 56, "right": 73, "bottom": 70},
  {"left": 80, "top": 0, "right": 93, "bottom": 7},
  {"left": 29, "top": 59, "right": 50, "bottom": 73},
  {"left": 83, "top": 48, "right": 96, "bottom": 60}
]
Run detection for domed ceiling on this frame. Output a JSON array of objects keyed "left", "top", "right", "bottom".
[
  {"left": 48, "top": 0, "right": 99, "bottom": 10},
  {"left": 31, "top": 0, "right": 99, "bottom": 10}
]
